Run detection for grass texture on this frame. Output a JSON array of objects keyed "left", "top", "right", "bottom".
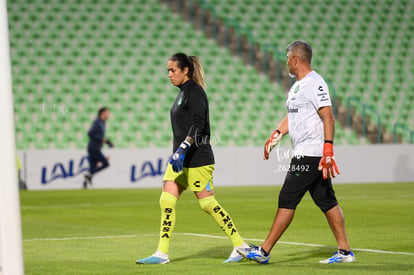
[{"left": 21, "top": 183, "right": 414, "bottom": 274}]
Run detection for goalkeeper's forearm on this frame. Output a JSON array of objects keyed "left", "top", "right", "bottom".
[
  {"left": 318, "top": 106, "right": 335, "bottom": 142},
  {"left": 275, "top": 116, "right": 289, "bottom": 135}
]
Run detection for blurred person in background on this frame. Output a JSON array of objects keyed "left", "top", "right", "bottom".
[{"left": 84, "top": 107, "right": 114, "bottom": 188}]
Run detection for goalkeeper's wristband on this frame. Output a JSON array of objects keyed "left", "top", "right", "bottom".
[
  {"left": 272, "top": 130, "right": 281, "bottom": 138},
  {"left": 179, "top": 140, "right": 190, "bottom": 150},
  {"left": 323, "top": 142, "right": 334, "bottom": 157}
]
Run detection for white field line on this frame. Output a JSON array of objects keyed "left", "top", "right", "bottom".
[
  {"left": 24, "top": 234, "right": 141, "bottom": 242},
  {"left": 23, "top": 232, "right": 414, "bottom": 256},
  {"left": 19, "top": 198, "right": 277, "bottom": 210}
]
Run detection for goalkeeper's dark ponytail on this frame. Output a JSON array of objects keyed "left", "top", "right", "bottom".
[{"left": 169, "top": 53, "right": 206, "bottom": 90}]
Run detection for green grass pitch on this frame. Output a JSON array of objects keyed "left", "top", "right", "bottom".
[{"left": 21, "top": 183, "right": 414, "bottom": 274}]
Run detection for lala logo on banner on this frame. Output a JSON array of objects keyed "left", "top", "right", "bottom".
[
  {"left": 130, "top": 157, "right": 169, "bottom": 183},
  {"left": 41, "top": 156, "right": 90, "bottom": 184}
]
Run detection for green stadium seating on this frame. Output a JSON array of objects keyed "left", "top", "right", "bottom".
[
  {"left": 199, "top": 0, "right": 413, "bottom": 142},
  {"left": 8, "top": 0, "right": 370, "bottom": 149}
]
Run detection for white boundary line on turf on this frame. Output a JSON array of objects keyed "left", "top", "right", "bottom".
[
  {"left": 23, "top": 232, "right": 414, "bottom": 256},
  {"left": 23, "top": 234, "right": 144, "bottom": 242}
]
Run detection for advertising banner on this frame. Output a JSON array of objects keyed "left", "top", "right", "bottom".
[{"left": 20, "top": 145, "right": 414, "bottom": 190}]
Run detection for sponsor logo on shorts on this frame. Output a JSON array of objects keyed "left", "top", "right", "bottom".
[{"left": 193, "top": 181, "right": 201, "bottom": 188}]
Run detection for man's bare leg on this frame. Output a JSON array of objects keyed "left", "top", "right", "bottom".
[
  {"left": 324, "top": 205, "right": 351, "bottom": 251},
  {"left": 261, "top": 208, "right": 295, "bottom": 253}
]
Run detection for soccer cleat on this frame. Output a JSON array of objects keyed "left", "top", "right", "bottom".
[
  {"left": 223, "top": 254, "right": 244, "bottom": 263},
  {"left": 84, "top": 173, "right": 92, "bottom": 186},
  {"left": 223, "top": 244, "right": 249, "bottom": 263},
  {"left": 236, "top": 244, "right": 270, "bottom": 264},
  {"left": 319, "top": 250, "right": 356, "bottom": 264},
  {"left": 136, "top": 255, "right": 170, "bottom": 264},
  {"left": 223, "top": 248, "right": 244, "bottom": 264}
]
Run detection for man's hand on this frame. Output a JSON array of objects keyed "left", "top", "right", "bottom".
[
  {"left": 170, "top": 141, "right": 191, "bottom": 172},
  {"left": 106, "top": 139, "right": 114, "bottom": 148},
  {"left": 318, "top": 142, "right": 340, "bottom": 179},
  {"left": 264, "top": 130, "right": 282, "bottom": 160}
]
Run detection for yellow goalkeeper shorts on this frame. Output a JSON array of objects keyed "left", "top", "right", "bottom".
[{"left": 163, "top": 164, "right": 214, "bottom": 192}]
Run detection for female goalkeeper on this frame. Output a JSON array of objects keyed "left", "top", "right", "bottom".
[{"left": 136, "top": 53, "right": 248, "bottom": 264}]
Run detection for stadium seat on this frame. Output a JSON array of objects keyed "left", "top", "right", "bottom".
[
  {"left": 196, "top": 0, "right": 413, "bottom": 143},
  {"left": 8, "top": 0, "right": 385, "bottom": 148}
]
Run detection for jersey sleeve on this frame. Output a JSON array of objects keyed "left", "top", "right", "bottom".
[
  {"left": 186, "top": 88, "right": 207, "bottom": 138},
  {"left": 305, "top": 78, "right": 332, "bottom": 110}
]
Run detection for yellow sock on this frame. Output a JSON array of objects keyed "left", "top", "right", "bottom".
[
  {"left": 157, "top": 192, "right": 177, "bottom": 254},
  {"left": 198, "top": 196, "right": 244, "bottom": 247}
]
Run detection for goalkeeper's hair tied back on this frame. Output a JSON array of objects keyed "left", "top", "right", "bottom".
[
  {"left": 188, "top": 55, "right": 206, "bottom": 90},
  {"left": 170, "top": 53, "right": 206, "bottom": 90}
]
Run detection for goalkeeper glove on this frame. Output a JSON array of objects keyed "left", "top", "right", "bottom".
[
  {"left": 170, "top": 141, "right": 190, "bottom": 173},
  {"left": 106, "top": 139, "right": 114, "bottom": 148},
  {"left": 264, "top": 130, "right": 282, "bottom": 160},
  {"left": 318, "top": 141, "right": 340, "bottom": 179}
]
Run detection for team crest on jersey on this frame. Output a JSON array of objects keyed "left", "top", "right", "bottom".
[
  {"left": 294, "top": 85, "right": 300, "bottom": 93},
  {"left": 177, "top": 97, "right": 183, "bottom": 106}
]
